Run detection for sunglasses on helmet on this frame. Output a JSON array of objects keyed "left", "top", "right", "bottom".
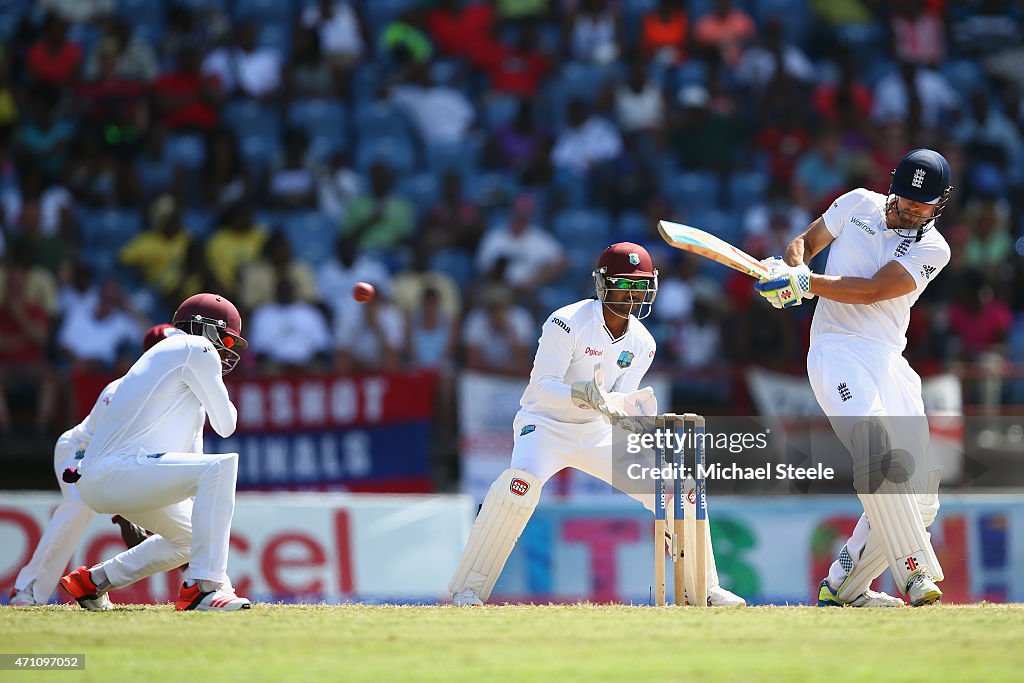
[{"left": 606, "top": 278, "right": 650, "bottom": 291}]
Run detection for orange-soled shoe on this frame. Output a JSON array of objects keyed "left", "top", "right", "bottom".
[
  {"left": 175, "top": 582, "right": 250, "bottom": 612},
  {"left": 59, "top": 566, "right": 112, "bottom": 611}
]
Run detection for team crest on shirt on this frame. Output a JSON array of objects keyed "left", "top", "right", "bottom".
[
  {"left": 628, "top": 253, "right": 640, "bottom": 266},
  {"left": 520, "top": 424, "right": 536, "bottom": 436},
  {"left": 616, "top": 351, "right": 635, "bottom": 368}
]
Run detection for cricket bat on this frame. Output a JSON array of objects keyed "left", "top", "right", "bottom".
[{"left": 657, "top": 220, "right": 769, "bottom": 279}]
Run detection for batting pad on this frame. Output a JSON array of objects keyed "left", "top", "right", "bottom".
[
  {"left": 448, "top": 468, "right": 542, "bottom": 602},
  {"left": 837, "top": 468, "right": 943, "bottom": 602}
]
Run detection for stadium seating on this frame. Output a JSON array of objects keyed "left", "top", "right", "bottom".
[
  {"left": 543, "top": 62, "right": 622, "bottom": 129},
  {"left": 464, "top": 172, "right": 520, "bottom": 208},
  {"left": 183, "top": 208, "right": 215, "bottom": 238},
  {"left": 354, "top": 102, "right": 413, "bottom": 141},
  {"left": 223, "top": 101, "right": 283, "bottom": 166},
  {"left": 397, "top": 172, "right": 440, "bottom": 217},
  {"left": 351, "top": 63, "right": 384, "bottom": 105},
  {"left": 355, "top": 135, "right": 416, "bottom": 174},
  {"left": 117, "top": 0, "right": 166, "bottom": 43},
  {"left": 77, "top": 208, "right": 143, "bottom": 276},
  {"left": 727, "top": 172, "right": 768, "bottom": 211},
  {"left": 282, "top": 211, "right": 336, "bottom": 267},
  {"left": 425, "top": 139, "right": 482, "bottom": 178},
  {"left": 482, "top": 94, "right": 521, "bottom": 130},
  {"left": 233, "top": 0, "right": 291, "bottom": 24},
  {"left": 428, "top": 248, "right": 474, "bottom": 290},
  {"left": 614, "top": 210, "right": 650, "bottom": 243},
  {"left": 661, "top": 171, "right": 721, "bottom": 213},
  {"left": 257, "top": 22, "right": 292, "bottom": 56},
  {"left": 754, "top": 0, "right": 811, "bottom": 43},
  {"left": 166, "top": 133, "right": 207, "bottom": 170},
  {"left": 0, "top": 0, "right": 29, "bottom": 40},
  {"left": 287, "top": 98, "right": 348, "bottom": 161},
  {"left": 362, "top": 0, "right": 423, "bottom": 40},
  {"left": 553, "top": 209, "right": 612, "bottom": 245}
]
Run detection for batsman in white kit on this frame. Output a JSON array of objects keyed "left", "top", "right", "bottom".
[
  {"left": 8, "top": 324, "right": 178, "bottom": 607},
  {"left": 755, "top": 149, "right": 953, "bottom": 606},
  {"left": 449, "top": 242, "right": 745, "bottom": 607},
  {"left": 58, "top": 293, "right": 251, "bottom": 611}
]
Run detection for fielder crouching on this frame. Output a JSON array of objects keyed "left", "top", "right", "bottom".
[
  {"left": 449, "top": 243, "right": 745, "bottom": 607},
  {"left": 58, "top": 293, "right": 250, "bottom": 612}
]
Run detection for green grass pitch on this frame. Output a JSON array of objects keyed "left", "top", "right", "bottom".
[{"left": 2, "top": 604, "right": 1023, "bottom": 682}]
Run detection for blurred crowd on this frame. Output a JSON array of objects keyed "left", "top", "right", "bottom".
[{"left": 2, "top": 0, "right": 1024, "bottom": 441}]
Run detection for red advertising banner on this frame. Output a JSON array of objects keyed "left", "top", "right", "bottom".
[{"left": 72, "top": 370, "right": 436, "bottom": 429}]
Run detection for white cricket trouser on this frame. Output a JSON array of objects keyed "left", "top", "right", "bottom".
[
  {"left": 15, "top": 432, "right": 94, "bottom": 603},
  {"left": 77, "top": 451, "right": 239, "bottom": 586},
  {"left": 510, "top": 410, "right": 722, "bottom": 589},
  {"left": 808, "top": 335, "right": 936, "bottom": 593}
]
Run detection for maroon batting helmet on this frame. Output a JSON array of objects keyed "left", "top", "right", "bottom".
[
  {"left": 172, "top": 293, "right": 247, "bottom": 373},
  {"left": 142, "top": 323, "right": 176, "bottom": 352},
  {"left": 593, "top": 242, "right": 658, "bottom": 320}
]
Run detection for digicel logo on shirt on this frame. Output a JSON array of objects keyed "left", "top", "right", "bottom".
[{"left": 585, "top": 347, "right": 603, "bottom": 356}]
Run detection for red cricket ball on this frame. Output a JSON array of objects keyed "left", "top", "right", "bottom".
[{"left": 352, "top": 282, "right": 375, "bottom": 303}]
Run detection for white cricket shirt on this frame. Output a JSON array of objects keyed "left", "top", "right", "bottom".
[
  {"left": 810, "top": 188, "right": 951, "bottom": 352},
  {"left": 83, "top": 332, "right": 237, "bottom": 461},
  {"left": 520, "top": 298, "right": 656, "bottom": 424},
  {"left": 63, "top": 379, "right": 121, "bottom": 457}
]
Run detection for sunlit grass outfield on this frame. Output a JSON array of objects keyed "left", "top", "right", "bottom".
[{"left": 2, "top": 603, "right": 1022, "bottom": 682}]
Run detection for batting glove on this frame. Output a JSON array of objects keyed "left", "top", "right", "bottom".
[{"left": 754, "top": 261, "right": 813, "bottom": 309}]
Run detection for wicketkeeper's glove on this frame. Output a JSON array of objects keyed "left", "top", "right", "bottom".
[{"left": 571, "top": 364, "right": 621, "bottom": 417}]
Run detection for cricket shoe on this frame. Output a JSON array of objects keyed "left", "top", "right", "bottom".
[
  {"left": 707, "top": 586, "right": 745, "bottom": 608},
  {"left": 816, "top": 579, "right": 904, "bottom": 607},
  {"left": 451, "top": 589, "right": 484, "bottom": 607},
  {"left": 175, "top": 582, "right": 251, "bottom": 611},
  {"left": 905, "top": 570, "right": 942, "bottom": 607},
  {"left": 9, "top": 587, "right": 41, "bottom": 607},
  {"left": 59, "top": 567, "right": 113, "bottom": 611}
]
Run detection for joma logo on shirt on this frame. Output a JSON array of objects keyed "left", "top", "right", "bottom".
[
  {"left": 551, "top": 318, "right": 571, "bottom": 334},
  {"left": 850, "top": 216, "right": 876, "bottom": 235}
]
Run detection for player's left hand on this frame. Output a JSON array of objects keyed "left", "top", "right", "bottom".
[
  {"left": 606, "top": 386, "right": 658, "bottom": 435},
  {"left": 571, "top": 364, "right": 618, "bottom": 416},
  {"left": 754, "top": 260, "right": 813, "bottom": 309}
]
